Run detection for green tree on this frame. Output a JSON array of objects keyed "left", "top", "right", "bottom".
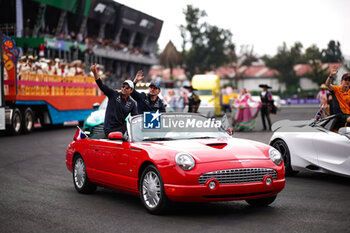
[
  {"left": 262, "top": 42, "right": 300, "bottom": 94},
  {"left": 305, "top": 44, "right": 323, "bottom": 61},
  {"left": 322, "top": 40, "right": 343, "bottom": 62},
  {"left": 290, "top": 42, "right": 307, "bottom": 64},
  {"left": 180, "top": 5, "right": 235, "bottom": 78},
  {"left": 204, "top": 25, "right": 233, "bottom": 70},
  {"left": 159, "top": 41, "right": 183, "bottom": 80},
  {"left": 228, "top": 44, "right": 258, "bottom": 88},
  {"left": 304, "top": 44, "right": 328, "bottom": 86},
  {"left": 305, "top": 60, "right": 329, "bottom": 86},
  {"left": 179, "top": 5, "right": 206, "bottom": 77}
]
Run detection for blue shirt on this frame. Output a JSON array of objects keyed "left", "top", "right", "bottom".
[
  {"left": 131, "top": 89, "right": 166, "bottom": 114},
  {"left": 96, "top": 79, "right": 138, "bottom": 131}
]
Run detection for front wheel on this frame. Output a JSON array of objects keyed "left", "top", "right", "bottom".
[
  {"left": 246, "top": 195, "right": 277, "bottom": 206},
  {"left": 73, "top": 155, "right": 97, "bottom": 194},
  {"left": 139, "top": 165, "right": 169, "bottom": 214},
  {"left": 271, "top": 139, "right": 298, "bottom": 176}
]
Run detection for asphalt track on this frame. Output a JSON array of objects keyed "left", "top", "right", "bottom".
[{"left": 0, "top": 105, "right": 349, "bottom": 233}]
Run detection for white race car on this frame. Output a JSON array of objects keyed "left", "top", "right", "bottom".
[{"left": 269, "top": 115, "right": 350, "bottom": 177}]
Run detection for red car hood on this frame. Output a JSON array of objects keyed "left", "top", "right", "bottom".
[{"left": 138, "top": 138, "right": 270, "bottom": 163}]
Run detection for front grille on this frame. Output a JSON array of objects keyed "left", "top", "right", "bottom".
[{"left": 198, "top": 168, "right": 277, "bottom": 185}]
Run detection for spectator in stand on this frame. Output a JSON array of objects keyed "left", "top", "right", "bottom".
[
  {"left": 57, "top": 62, "right": 68, "bottom": 77},
  {"left": 90, "top": 64, "right": 138, "bottom": 137},
  {"left": 39, "top": 43, "right": 45, "bottom": 58},
  {"left": 132, "top": 70, "right": 166, "bottom": 114},
  {"left": 24, "top": 19, "right": 31, "bottom": 37},
  {"left": 45, "top": 25, "right": 50, "bottom": 34},
  {"left": 46, "top": 59, "right": 56, "bottom": 75},
  {"left": 77, "top": 32, "right": 83, "bottom": 43},
  {"left": 79, "top": 62, "right": 86, "bottom": 76},
  {"left": 325, "top": 66, "right": 350, "bottom": 128},
  {"left": 68, "top": 60, "right": 82, "bottom": 76},
  {"left": 27, "top": 55, "right": 35, "bottom": 72}
]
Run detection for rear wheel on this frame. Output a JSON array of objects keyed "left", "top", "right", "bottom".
[
  {"left": 140, "top": 165, "right": 169, "bottom": 214},
  {"left": 9, "top": 108, "right": 22, "bottom": 136},
  {"left": 22, "top": 108, "right": 34, "bottom": 134},
  {"left": 73, "top": 155, "right": 97, "bottom": 194},
  {"left": 271, "top": 139, "right": 298, "bottom": 176},
  {"left": 246, "top": 195, "right": 277, "bottom": 206}
]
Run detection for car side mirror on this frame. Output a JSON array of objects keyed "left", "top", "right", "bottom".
[
  {"left": 108, "top": 132, "right": 123, "bottom": 140},
  {"left": 92, "top": 102, "right": 100, "bottom": 110},
  {"left": 338, "top": 127, "right": 350, "bottom": 135}
]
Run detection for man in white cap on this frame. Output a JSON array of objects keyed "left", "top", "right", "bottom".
[{"left": 90, "top": 64, "right": 138, "bottom": 137}]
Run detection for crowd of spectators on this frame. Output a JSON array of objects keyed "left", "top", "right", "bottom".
[
  {"left": 36, "top": 23, "right": 154, "bottom": 58},
  {"left": 16, "top": 56, "right": 92, "bottom": 78}
]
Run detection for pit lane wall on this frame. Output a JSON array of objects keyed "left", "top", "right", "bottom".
[{"left": 2, "top": 35, "right": 104, "bottom": 135}]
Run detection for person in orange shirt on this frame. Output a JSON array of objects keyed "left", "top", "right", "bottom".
[{"left": 325, "top": 66, "right": 350, "bottom": 127}]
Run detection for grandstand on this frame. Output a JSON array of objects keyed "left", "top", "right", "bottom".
[{"left": 1, "top": 0, "right": 163, "bottom": 87}]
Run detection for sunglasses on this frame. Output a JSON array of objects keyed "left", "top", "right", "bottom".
[{"left": 122, "top": 85, "right": 131, "bottom": 90}]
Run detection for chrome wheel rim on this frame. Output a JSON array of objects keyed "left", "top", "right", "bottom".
[
  {"left": 74, "top": 158, "right": 86, "bottom": 189},
  {"left": 142, "top": 171, "right": 161, "bottom": 208},
  {"left": 14, "top": 113, "right": 21, "bottom": 132},
  {"left": 25, "top": 112, "right": 33, "bottom": 131}
]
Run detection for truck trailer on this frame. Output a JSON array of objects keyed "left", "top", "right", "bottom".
[{"left": 1, "top": 35, "right": 104, "bottom": 135}]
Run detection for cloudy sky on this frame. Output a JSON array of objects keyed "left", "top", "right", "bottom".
[{"left": 115, "top": 0, "right": 350, "bottom": 57}]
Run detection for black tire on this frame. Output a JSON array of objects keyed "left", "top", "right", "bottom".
[
  {"left": 246, "top": 195, "right": 277, "bottom": 207},
  {"left": 9, "top": 108, "right": 22, "bottom": 136},
  {"left": 139, "top": 165, "right": 169, "bottom": 214},
  {"left": 22, "top": 108, "right": 34, "bottom": 134},
  {"left": 73, "top": 155, "right": 97, "bottom": 194},
  {"left": 271, "top": 139, "right": 298, "bottom": 176}
]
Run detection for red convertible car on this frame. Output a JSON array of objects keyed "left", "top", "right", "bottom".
[{"left": 66, "top": 113, "right": 285, "bottom": 214}]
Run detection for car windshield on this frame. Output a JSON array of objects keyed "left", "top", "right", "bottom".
[
  {"left": 129, "top": 113, "right": 230, "bottom": 142},
  {"left": 99, "top": 97, "right": 108, "bottom": 110},
  {"left": 309, "top": 114, "right": 340, "bottom": 131},
  {"left": 196, "top": 89, "right": 213, "bottom": 95}
]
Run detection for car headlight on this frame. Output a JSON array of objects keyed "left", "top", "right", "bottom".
[
  {"left": 86, "top": 116, "right": 97, "bottom": 124},
  {"left": 268, "top": 148, "right": 282, "bottom": 165},
  {"left": 175, "top": 153, "right": 195, "bottom": 171}
]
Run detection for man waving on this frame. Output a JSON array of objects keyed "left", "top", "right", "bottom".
[{"left": 131, "top": 70, "right": 166, "bottom": 114}]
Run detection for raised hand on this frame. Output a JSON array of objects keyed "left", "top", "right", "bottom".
[
  {"left": 330, "top": 66, "right": 338, "bottom": 77},
  {"left": 90, "top": 64, "right": 99, "bottom": 80},
  {"left": 134, "top": 70, "right": 144, "bottom": 83}
]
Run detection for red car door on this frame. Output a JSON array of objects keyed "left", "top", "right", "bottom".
[{"left": 88, "top": 139, "right": 131, "bottom": 188}]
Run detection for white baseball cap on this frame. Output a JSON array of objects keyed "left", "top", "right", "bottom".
[{"left": 123, "top": 80, "right": 134, "bottom": 89}]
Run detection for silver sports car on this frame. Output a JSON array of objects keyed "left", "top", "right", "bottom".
[{"left": 269, "top": 115, "right": 350, "bottom": 177}]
